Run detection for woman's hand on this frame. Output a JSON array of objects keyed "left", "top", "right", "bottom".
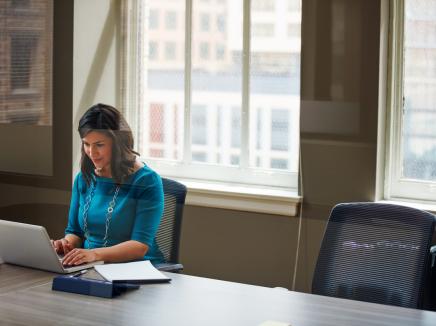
[
  {"left": 62, "top": 248, "right": 98, "bottom": 266},
  {"left": 51, "top": 238, "right": 73, "bottom": 255}
]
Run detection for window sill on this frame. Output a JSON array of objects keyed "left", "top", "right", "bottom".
[
  {"left": 378, "top": 200, "right": 436, "bottom": 214},
  {"left": 175, "top": 179, "right": 301, "bottom": 217}
]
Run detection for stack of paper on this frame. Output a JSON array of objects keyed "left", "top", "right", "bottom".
[{"left": 95, "top": 260, "right": 171, "bottom": 283}]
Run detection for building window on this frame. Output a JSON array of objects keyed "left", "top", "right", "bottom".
[
  {"left": 288, "top": 0, "right": 300, "bottom": 12},
  {"left": 252, "top": 0, "right": 275, "bottom": 11},
  {"left": 148, "top": 41, "right": 158, "bottom": 60},
  {"left": 149, "top": 9, "right": 159, "bottom": 29},
  {"left": 200, "top": 13, "right": 210, "bottom": 32},
  {"left": 123, "top": 0, "right": 301, "bottom": 190},
  {"left": 165, "top": 11, "right": 177, "bottom": 30},
  {"left": 271, "top": 159, "right": 288, "bottom": 170},
  {"left": 191, "top": 105, "right": 207, "bottom": 146},
  {"left": 11, "top": 0, "right": 30, "bottom": 8},
  {"left": 164, "top": 42, "right": 176, "bottom": 60},
  {"left": 252, "top": 23, "right": 274, "bottom": 38},
  {"left": 386, "top": 0, "right": 436, "bottom": 202},
  {"left": 215, "top": 44, "right": 225, "bottom": 60},
  {"left": 199, "top": 42, "right": 210, "bottom": 60},
  {"left": 10, "top": 34, "right": 38, "bottom": 90},
  {"left": 271, "top": 109, "right": 289, "bottom": 151},
  {"left": 216, "top": 14, "right": 225, "bottom": 33},
  {"left": 287, "top": 23, "right": 301, "bottom": 38}
]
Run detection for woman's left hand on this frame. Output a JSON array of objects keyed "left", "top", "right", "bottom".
[{"left": 62, "top": 248, "right": 98, "bottom": 266}]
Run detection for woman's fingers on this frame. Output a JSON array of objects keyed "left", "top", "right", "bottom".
[
  {"left": 51, "top": 239, "right": 63, "bottom": 253},
  {"left": 62, "top": 239, "right": 72, "bottom": 255},
  {"left": 62, "top": 249, "right": 94, "bottom": 266}
]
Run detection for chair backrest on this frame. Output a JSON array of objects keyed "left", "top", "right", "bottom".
[
  {"left": 312, "top": 202, "right": 436, "bottom": 309},
  {"left": 155, "top": 178, "right": 187, "bottom": 264}
]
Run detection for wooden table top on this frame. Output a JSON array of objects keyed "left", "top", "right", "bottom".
[{"left": 1, "top": 264, "right": 436, "bottom": 326}]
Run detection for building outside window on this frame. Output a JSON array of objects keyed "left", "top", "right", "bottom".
[
  {"left": 165, "top": 11, "right": 177, "bottom": 30},
  {"left": 149, "top": 9, "right": 159, "bottom": 29},
  {"left": 386, "top": 0, "right": 436, "bottom": 202},
  {"left": 122, "top": 0, "right": 301, "bottom": 191},
  {"left": 164, "top": 42, "right": 176, "bottom": 60}
]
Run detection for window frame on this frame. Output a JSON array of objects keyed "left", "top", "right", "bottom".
[
  {"left": 121, "top": 0, "right": 301, "bottom": 201},
  {"left": 385, "top": 0, "right": 436, "bottom": 203}
]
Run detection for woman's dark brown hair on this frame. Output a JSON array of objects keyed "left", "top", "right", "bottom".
[{"left": 78, "top": 103, "right": 139, "bottom": 186}]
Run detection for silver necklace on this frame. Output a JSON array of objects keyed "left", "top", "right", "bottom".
[{"left": 82, "top": 179, "right": 120, "bottom": 248}]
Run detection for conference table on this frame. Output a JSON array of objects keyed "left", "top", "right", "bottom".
[{"left": 1, "top": 264, "right": 436, "bottom": 326}]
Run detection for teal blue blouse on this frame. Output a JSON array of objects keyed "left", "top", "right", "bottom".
[{"left": 65, "top": 165, "right": 165, "bottom": 264}]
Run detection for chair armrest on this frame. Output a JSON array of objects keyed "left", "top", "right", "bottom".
[
  {"left": 431, "top": 245, "right": 436, "bottom": 268},
  {"left": 155, "top": 262, "right": 184, "bottom": 273}
]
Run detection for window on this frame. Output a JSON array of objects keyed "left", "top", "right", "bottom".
[
  {"left": 252, "top": 0, "right": 275, "bottom": 11},
  {"left": 216, "top": 15, "right": 225, "bottom": 33},
  {"left": 10, "top": 34, "right": 38, "bottom": 90},
  {"left": 164, "top": 42, "right": 176, "bottom": 60},
  {"left": 386, "top": 0, "right": 436, "bottom": 202},
  {"left": 165, "top": 11, "right": 177, "bottom": 30},
  {"left": 149, "top": 9, "right": 159, "bottom": 29},
  {"left": 287, "top": 23, "right": 301, "bottom": 39},
  {"left": 200, "top": 13, "right": 210, "bottom": 32},
  {"left": 215, "top": 44, "right": 225, "bottom": 60},
  {"left": 1, "top": 0, "right": 52, "bottom": 125},
  {"left": 0, "top": 0, "right": 52, "bottom": 177},
  {"left": 148, "top": 41, "right": 158, "bottom": 60},
  {"left": 288, "top": 0, "right": 300, "bottom": 12},
  {"left": 271, "top": 109, "right": 289, "bottom": 151},
  {"left": 199, "top": 42, "right": 210, "bottom": 59},
  {"left": 11, "top": 0, "right": 30, "bottom": 8},
  {"left": 123, "top": 0, "right": 301, "bottom": 191},
  {"left": 252, "top": 23, "right": 274, "bottom": 38}
]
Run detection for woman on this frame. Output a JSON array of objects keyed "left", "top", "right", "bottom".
[{"left": 52, "top": 103, "right": 165, "bottom": 266}]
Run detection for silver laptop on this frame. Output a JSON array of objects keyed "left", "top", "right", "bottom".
[{"left": 0, "top": 220, "right": 103, "bottom": 273}]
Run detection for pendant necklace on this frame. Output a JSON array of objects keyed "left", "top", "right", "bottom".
[{"left": 82, "top": 177, "right": 120, "bottom": 248}]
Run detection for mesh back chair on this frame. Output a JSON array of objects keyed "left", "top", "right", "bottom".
[
  {"left": 312, "top": 202, "right": 436, "bottom": 309},
  {"left": 154, "top": 178, "right": 187, "bottom": 272}
]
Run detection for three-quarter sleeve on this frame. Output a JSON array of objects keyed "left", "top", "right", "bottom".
[
  {"left": 65, "top": 174, "right": 85, "bottom": 238},
  {"left": 130, "top": 172, "right": 164, "bottom": 247}
]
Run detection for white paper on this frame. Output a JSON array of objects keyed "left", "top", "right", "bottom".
[{"left": 95, "top": 260, "right": 170, "bottom": 282}]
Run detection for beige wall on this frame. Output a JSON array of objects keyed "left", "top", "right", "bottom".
[
  {"left": 73, "top": 0, "right": 121, "bottom": 176},
  {"left": 296, "top": 0, "right": 381, "bottom": 291},
  {"left": 0, "top": 0, "right": 383, "bottom": 293}
]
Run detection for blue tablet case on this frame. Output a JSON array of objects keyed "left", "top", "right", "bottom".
[{"left": 52, "top": 275, "right": 139, "bottom": 298}]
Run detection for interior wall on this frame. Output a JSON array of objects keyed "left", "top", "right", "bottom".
[
  {"left": 179, "top": 206, "right": 299, "bottom": 288},
  {"left": 73, "top": 0, "right": 120, "bottom": 175},
  {"left": 296, "top": 0, "right": 381, "bottom": 291}
]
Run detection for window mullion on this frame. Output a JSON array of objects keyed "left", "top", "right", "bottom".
[
  {"left": 386, "top": 0, "right": 405, "bottom": 199},
  {"left": 184, "top": 0, "right": 193, "bottom": 164},
  {"left": 240, "top": 0, "right": 251, "bottom": 168}
]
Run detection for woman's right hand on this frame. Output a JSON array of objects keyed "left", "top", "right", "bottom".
[{"left": 50, "top": 238, "right": 73, "bottom": 255}]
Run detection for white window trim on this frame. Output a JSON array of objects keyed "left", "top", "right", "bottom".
[
  {"left": 384, "top": 0, "right": 436, "bottom": 204},
  {"left": 378, "top": 199, "right": 436, "bottom": 215},
  {"left": 121, "top": 0, "right": 301, "bottom": 215},
  {"left": 183, "top": 179, "right": 300, "bottom": 216}
]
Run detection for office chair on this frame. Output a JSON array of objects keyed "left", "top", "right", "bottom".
[
  {"left": 312, "top": 202, "right": 436, "bottom": 309},
  {"left": 154, "top": 177, "right": 187, "bottom": 273}
]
